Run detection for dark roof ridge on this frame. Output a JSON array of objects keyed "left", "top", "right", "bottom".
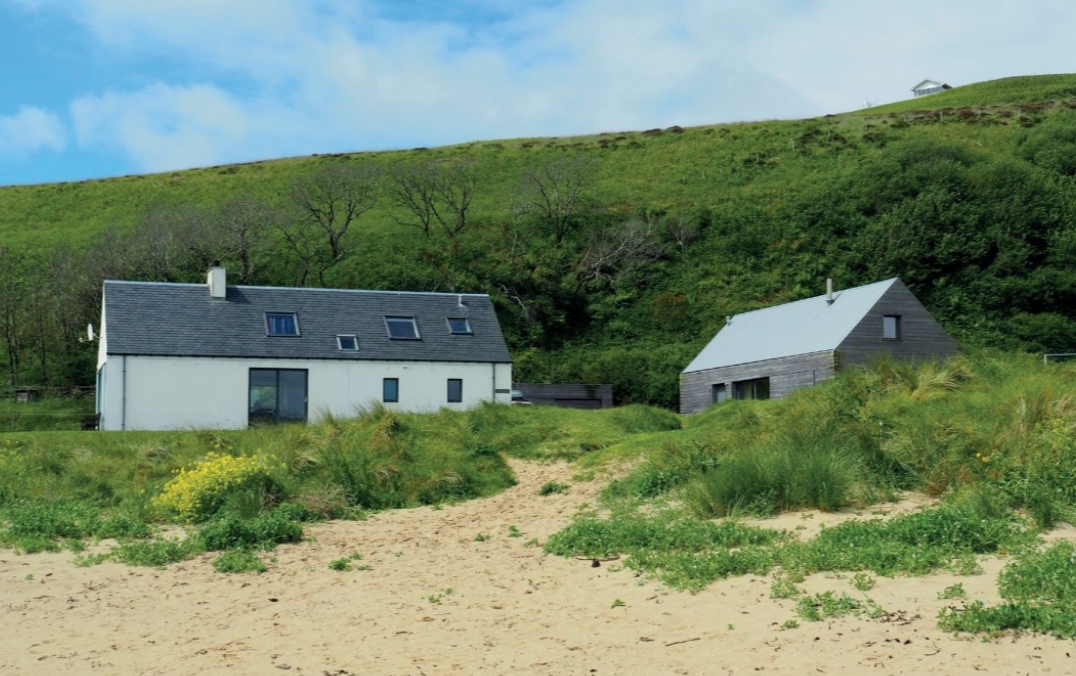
[{"left": 103, "top": 279, "right": 492, "bottom": 298}]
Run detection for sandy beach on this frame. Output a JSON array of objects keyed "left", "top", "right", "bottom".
[{"left": 2, "top": 459, "right": 1073, "bottom": 675}]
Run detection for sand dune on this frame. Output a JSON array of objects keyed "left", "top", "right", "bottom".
[{"left": 2, "top": 459, "right": 1073, "bottom": 675}]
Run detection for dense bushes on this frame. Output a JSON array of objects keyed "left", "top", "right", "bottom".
[{"left": 7, "top": 77, "right": 1076, "bottom": 406}]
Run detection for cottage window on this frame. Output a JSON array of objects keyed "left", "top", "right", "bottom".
[
  {"left": 447, "top": 317, "right": 472, "bottom": 334},
  {"left": 447, "top": 378, "right": 463, "bottom": 403},
  {"left": 883, "top": 315, "right": 902, "bottom": 340},
  {"left": 385, "top": 316, "right": 420, "bottom": 340},
  {"left": 732, "top": 377, "right": 770, "bottom": 400},
  {"left": 249, "top": 369, "right": 307, "bottom": 425},
  {"left": 266, "top": 313, "right": 299, "bottom": 336},
  {"left": 383, "top": 378, "right": 399, "bottom": 403},
  {"left": 337, "top": 335, "right": 358, "bottom": 350}
]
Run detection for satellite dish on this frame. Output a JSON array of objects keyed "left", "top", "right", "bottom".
[{"left": 88, "top": 323, "right": 96, "bottom": 341}]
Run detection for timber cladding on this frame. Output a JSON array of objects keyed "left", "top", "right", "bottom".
[
  {"left": 837, "top": 281, "right": 960, "bottom": 366},
  {"left": 680, "top": 350, "right": 835, "bottom": 414}
]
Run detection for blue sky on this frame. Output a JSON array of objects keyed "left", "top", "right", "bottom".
[{"left": 1, "top": 0, "right": 1074, "bottom": 186}]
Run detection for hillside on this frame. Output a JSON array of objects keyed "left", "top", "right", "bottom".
[{"left": 2, "top": 74, "right": 1076, "bottom": 406}]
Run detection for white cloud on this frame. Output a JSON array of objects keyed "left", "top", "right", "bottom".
[
  {"left": 70, "top": 84, "right": 272, "bottom": 172},
  {"left": 0, "top": 106, "right": 66, "bottom": 155},
  {"left": 13, "top": 0, "right": 1076, "bottom": 175}
]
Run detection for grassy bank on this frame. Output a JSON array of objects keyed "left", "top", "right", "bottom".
[{"left": 3, "top": 352, "right": 1076, "bottom": 635}]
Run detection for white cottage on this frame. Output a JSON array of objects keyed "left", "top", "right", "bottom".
[{"left": 95, "top": 267, "right": 513, "bottom": 430}]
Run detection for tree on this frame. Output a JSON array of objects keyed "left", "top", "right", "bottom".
[
  {"left": 0, "top": 248, "right": 25, "bottom": 386},
  {"left": 387, "top": 158, "right": 479, "bottom": 238},
  {"left": 215, "top": 196, "right": 277, "bottom": 284},
  {"left": 515, "top": 153, "right": 598, "bottom": 244},
  {"left": 575, "top": 218, "right": 666, "bottom": 292},
  {"left": 280, "top": 163, "right": 381, "bottom": 286}
]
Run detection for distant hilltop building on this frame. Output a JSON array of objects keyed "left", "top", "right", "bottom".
[{"left": 911, "top": 79, "right": 952, "bottom": 97}]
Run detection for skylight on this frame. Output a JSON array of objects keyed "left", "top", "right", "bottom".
[
  {"left": 266, "top": 313, "right": 299, "bottom": 336},
  {"left": 385, "top": 316, "right": 420, "bottom": 340},
  {"left": 447, "top": 317, "right": 472, "bottom": 334}
]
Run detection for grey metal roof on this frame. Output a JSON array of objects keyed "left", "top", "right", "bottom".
[
  {"left": 103, "top": 281, "right": 512, "bottom": 363},
  {"left": 682, "top": 278, "right": 898, "bottom": 374}
]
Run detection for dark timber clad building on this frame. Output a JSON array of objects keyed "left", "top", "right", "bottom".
[{"left": 679, "top": 278, "right": 959, "bottom": 414}]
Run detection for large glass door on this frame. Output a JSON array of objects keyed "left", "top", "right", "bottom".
[{"left": 249, "top": 369, "right": 308, "bottom": 425}]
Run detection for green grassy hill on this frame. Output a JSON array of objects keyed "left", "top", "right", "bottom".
[
  {"left": 863, "top": 74, "right": 1076, "bottom": 114},
  {"left": 2, "top": 74, "right": 1076, "bottom": 405}
]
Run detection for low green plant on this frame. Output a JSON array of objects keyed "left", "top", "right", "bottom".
[
  {"left": 508, "top": 525, "right": 523, "bottom": 538},
  {"left": 939, "top": 540, "right": 1076, "bottom": 638},
  {"left": 796, "top": 592, "right": 885, "bottom": 622},
  {"left": 111, "top": 537, "right": 203, "bottom": 567},
  {"left": 426, "top": 588, "right": 453, "bottom": 605},
  {"left": 852, "top": 572, "right": 876, "bottom": 591},
  {"left": 73, "top": 552, "right": 111, "bottom": 567},
  {"left": 782, "top": 504, "right": 1034, "bottom": 577},
  {"left": 938, "top": 583, "right": 967, "bottom": 600},
  {"left": 213, "top": 550, "right": 267, "bottom": 573},
  {"left": 611, "top": 598, "right": 626, "bottom": 608},
  {"left": 770, "top": 573, "right": 803, "bottom": 599},
  {"left": 196, "top": 512, "right": 303, "bottom": 552},
  {"left": 546, "top": 511, "right": 784, "bottom": 559},
  {"left": 474, "top": 533, "right": 489, "bottom": 542},
  {"left": 329, "top": 557, "right": 353, "bottom": 572},
  {"left": 539, "top": 482, "right": 569, "bottom": 496},
  {"left": 781, "top": 619, "right": 800, "bottom": 630},
  {"left": 329, "top": 552, "right": 364, "bottom": 571}
]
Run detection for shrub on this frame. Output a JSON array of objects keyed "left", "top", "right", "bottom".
[
  {"left": 196, "top": 512, "right": 303, "bottom": 552},
  {"left": 152, "top": 452, "right": 285, "bottom": 522},
  {"left": 213, "top": 550, "right": 268, "bottom": 574}
]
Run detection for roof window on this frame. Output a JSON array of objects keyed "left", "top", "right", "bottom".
[
  {"left": 337, "top": 335, "right": 358, "bottom": 350},
  {"left": 266, "top": 313, "right": 299, "bottom": 336},
  {"left": 447, "top": 317, "right": 472, "bottom": 334},
  {"left": 385, "top": 316, "right": 420, "bottom": 340}
]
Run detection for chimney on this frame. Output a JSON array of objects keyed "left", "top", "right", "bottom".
[
  {"left": 826, "top": 278, "right": 835, "bottom": 304},
  {"left": 207, "top": 263, "right": 226, "bottom": 299}
]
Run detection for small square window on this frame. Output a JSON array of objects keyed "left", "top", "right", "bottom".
[
  {"left": 447, "top": 378, "right": 463, "bottom": 403},
  {"left": 447, "top": 317, "right": 472, "bottom": 334},
  {"left": 883, "top": 315, "right": 902, "bottom": 340},
  {"left": 383, "top": 378, "right": 399, "bottom": 403},
  {"left": 266, "top": 313, "right": 299, "bottom": 336},
  {"left": 385, "top": 316, "right": 420, "bottom": 339},
  {"left": 337, "top": 335, "right": 358, "bottom": 350}
]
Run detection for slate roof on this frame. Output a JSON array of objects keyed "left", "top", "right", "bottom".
[
  {"left": 682, "top": 279, "right": 898, "bottom": 374},
  {"left": 103, "top": 281, "right": 512, "bottom": 363}
]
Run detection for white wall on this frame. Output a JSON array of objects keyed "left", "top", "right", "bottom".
[{"left": 99, "top": 355, "right": 512, "bottom": 431}]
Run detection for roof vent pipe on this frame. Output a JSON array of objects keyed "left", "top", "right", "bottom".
[
  {"left": 826, "top": 278, "right": 835, "bottom": 304},
  {"left": 208, "top": 264, "right": 226, "bottom": 299}
]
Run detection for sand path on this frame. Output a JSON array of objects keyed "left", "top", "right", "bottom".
[{"left": 2, "top": 459, "right": 1074, "bottom": 675}]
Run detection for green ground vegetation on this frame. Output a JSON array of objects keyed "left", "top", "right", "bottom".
[
  {"left": 4, "top": 354, "right": 1076, "bottom": 637},
  {"left": 3, "top": 75, "right": 1076, "bottom": 406}
]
